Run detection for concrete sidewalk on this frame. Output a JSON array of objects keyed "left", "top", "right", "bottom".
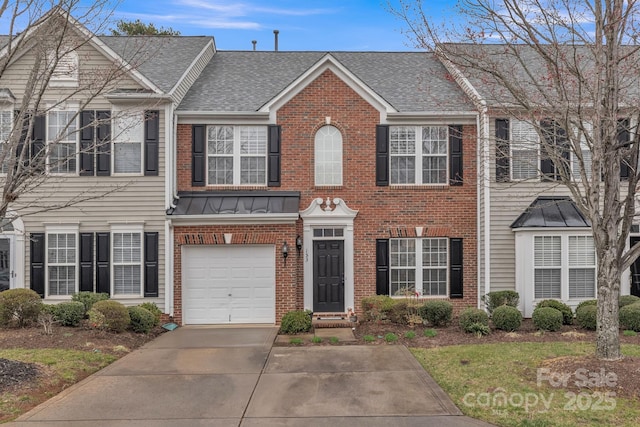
[{"left": 9, "top": 326, "right": 493, "bottom": 427}]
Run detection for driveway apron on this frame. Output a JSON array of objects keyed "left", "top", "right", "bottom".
[{"left": 9, "top": 326, "right": 493, "bottom": 427}]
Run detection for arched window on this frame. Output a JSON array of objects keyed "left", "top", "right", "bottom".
[{"left": 315, "top": 125, "right": 342, "bottom": 186}]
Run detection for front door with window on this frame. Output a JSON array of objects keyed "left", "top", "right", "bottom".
[
  {"left": 630, "top": 237, "right": 640, "bottom": 297},
  {"left": 313, "top": 240, "right": 344, "bottom": 312},
  {"left": 0, "top": 237, "right": 12, "bottom": 291}
]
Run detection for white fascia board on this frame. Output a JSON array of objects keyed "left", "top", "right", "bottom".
[
  {"left": 175, "top": 111, "right": 271, "bottom": 124},
  {"left": 167, "top": 39, "right": 215, "bottom": 99},
  {"left": 168, "top": 213, "right": 299, "bottom": 225},
  {"left": 260, "top": 53, "right": 396, "bottom": 114},
  {"left": 385, "top": 111, "right": 478, "bottom": 124},
  {"left": 512, "top": 227, "right": 592, "bottom": 233},
  {"left": 104, "top": 93, "right": 172, "bottom": 103}
]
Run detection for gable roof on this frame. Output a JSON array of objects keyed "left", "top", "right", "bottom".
[
  {"left": 100, "top": 36, "right": 213, "bottom": 94},
  {"left": 510, "top": 196, "right": 591, "bottom": 228},
  {"left": 177, "top": 51, "right": 475, "bottom": 113}
]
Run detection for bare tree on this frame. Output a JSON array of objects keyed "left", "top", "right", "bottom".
[
  {"left": 392, "top": 0, "right": 640, "bottom": 360},
  {"left": 0, "top": 0, "right": 155, "bottom": 221}
]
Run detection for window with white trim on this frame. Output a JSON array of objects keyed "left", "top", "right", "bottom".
[
  {"left": 390, "top": 126, "right": 448, "bottom": 185},
  {"left": 207, "top": 125, "right": 267, "bottom": 185},
  {"left": 48, "top": 110, "right": 77, "bottom": 174},
  {"left": 511, "top": 119, "right": 539, "bottom": 180},
  {"left": 112, "top": 230, "right": 143, "bottom": 296},
  {"left": 315, "top": 125, "right": 342, "bottom": 186},
  {"left": 0, "top": 109, "right": 12, "bottom": 174},
  {"left": 571, "top": 122, "right": 593, "bottom": 181},
  {"left": 46, "top": 231, "right": 77, "bottom": 296},
  {"left": 390, "top": 238, "right": 448, "bottom": 296},
  {"left": 534, "top": 235, "right": 595, "bottom": 300},
  {"left": 113, "top": 109, "right": 143, "bottom": 174}
]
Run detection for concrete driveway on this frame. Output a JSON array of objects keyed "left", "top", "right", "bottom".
[{"left": 9, "top": 326, "right": 493, "bottom": 427}]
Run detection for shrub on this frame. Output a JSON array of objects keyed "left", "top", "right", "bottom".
[
  {"left": 128, "top": 306, "right": 156, "bottom": 333},
  {"left": 363, "top": 334, "right": 376, "bottom": 342},
  {"left": 491, "top": 305, "right": 522, "bottom": 331},
  {"left": 53, "top": 301, "right": 85, "bottom": 327},
  {"left": 361, "top": 295, "right": 395, "bottom": 322},
  {"left": 38, "top": 304, "right": 56, "bottom": 335},
  {"left": 481, "top": 290, "right": 520, "bottom": 315},
  {"left": 619, "top": 295, "right": 640, "bottom": 308},
  {"left": 418, "top": 300, "right": 453, "bottom": 326},
  {"left": 467, "top": 322, "right": 491, "bottom": 336},
  {"left": 279, "top": 310, "right": 312, "bottom": 334},
  {"left": 0, "top": 288, "right": 42, "bottom": 327},
  {"left": 536, "top": 300, "right": 573, "bottom": 325},
  {"left": 71, "top": 292, "right": 109, "bottom": 315},
  {"left": 311, "top": 336, "right": 323, "bottom": 344},
  {"left": 90, "top": 300, "right": 130, "bottom": 333},
  {"left": 619, "top": 303, "right": 640, "bottom": 332},
  {"left": 404, "top": 330, "right": 416, "bottom": 339},
  {"left": 575, "top": 304, "right": 597, "bottom": 330},
  {"left": 384, "top": 332, "right": 398, "bottom": 342},
  {"left": 139, "top": 302, "right": 162, "bottom": 326},
  {"left": 87, "top": 308, "right": 106, "bottom": 329},
  {"left": 423, "top": 328, "right": 437, "bottom": 337},
  {"left": 532, "top": 307, "right": 563, "bottom": 332},
  {"left": 576, "top": 299, "right": 597, "bottom": 312},
  {"left": 458, "top": 308, "right": 489, "bottom": 333},
  {"left": 389, "top": 300, "right": 413, "bottom": 325}
]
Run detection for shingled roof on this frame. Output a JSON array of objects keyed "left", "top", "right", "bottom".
[{"left": 177, "top": 51, "right": 475, "bottom": 113}]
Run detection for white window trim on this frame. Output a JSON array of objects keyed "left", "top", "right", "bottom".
[
  {"left": 515, "top": 229, "right": 597, "bottom": 316},
  {"left": 389, "top": 237, "right": 449, "bottom": 298},
  {"left": 314, "top": 125, "right": 343, "bottom": 186},
  {"left": 47, "top": 109, "right": 79, "bottom": 176},
  {"left": 510, "top": 119, "right": 540, "bottom": 182},
  {"left": 110, "top": 224, "right": 144, "bottom": 298},
  {"left": 206, "top": 125, "right": 268, "bottom": 186},
  {"left": 390, "top": 125, "right": 449, "bottom": 186},
  {"left": 0, "top": 108, "right": 13, "bottom": 175},
  {"left": 44, "top": 225, "right": 79, "bottom": 299},
  {"left": 112, "top": 108, "right": 144, "bottom": 176}
]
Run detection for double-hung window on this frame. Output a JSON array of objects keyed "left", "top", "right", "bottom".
[
  {"left": 510, "top": 119, "right": 539, "bottom": 180},
  {"left": 113, "top": 109, "right": 143, "bottom": 174},
  {"left": 0, "top": 110, "right": 12, "bottom": 174},
  {"left": 390, "top": 126, "right": 448, "bottom": 185},
  {"left": 48, "top": 110, "right": 77, "bottom": 174},
  {"left": 46, "top": 229, "right": 77, "bottom": 297},
  {"left": 112, "top": 229, "right": 143, "bottom": 296},
  {"left": 207, "top": 125, "right": 267, "bottom": 185},
  {"left": 533, "top": 235, "right": 595, "bottom": 300},
  {"left": 389, "top": 238, "right": 448, "bottom": 296},
  {"left": 571, "top": 122, "right": 593, "bottom": 181}
]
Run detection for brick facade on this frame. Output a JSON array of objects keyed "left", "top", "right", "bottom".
[{"left": 173, "top": 69, "right": 477, "bottom": 324}]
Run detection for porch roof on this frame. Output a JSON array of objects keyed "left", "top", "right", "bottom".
[
  {"left": 510, "top": 196, "right": 591, "bottom": 228},
  {"left": 167, "top": 191, "right": 300, "bottom": 216}
]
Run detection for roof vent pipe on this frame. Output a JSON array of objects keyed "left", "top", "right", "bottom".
[
  {"left": 252, "top": 40, "right": 257, "bottom": 51},
  {"left": 273, "top": 30, "right": 279, "bottom": 51}
]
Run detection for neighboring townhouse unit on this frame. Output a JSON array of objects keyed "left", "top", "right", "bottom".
[
  {"left": 0, "top": 10, "right": 213, "bottom": 313},
  {"left": 439, "top": 44, "right": 639, "bottom": 317},
  {"left": 167, "top": 51, "right": 479, "bottom": 325}
]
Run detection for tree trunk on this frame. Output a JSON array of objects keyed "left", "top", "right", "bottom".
[{"left": 596, "top": 247, "right": 621, "bottom": 360}]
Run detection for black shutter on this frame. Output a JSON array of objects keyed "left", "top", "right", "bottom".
[
  {"left": 79, "top": 110, "right": 95, "bottom": 176},
  {"left": 192, "top": 125, "right": 205, "bottom": 186},
  {"left": 14, "top": 110, "right": 27, "bottom": 168},
  {"left": 31, "top": 114, "right": 46, "bottom": 172},
  {"left": 144, "top": 232, "right": 159, "bottom": 297},
  {"left": 449, "top": 125, "right": 463, "bottom": 185},
  {"left": 267, "top": 124, "right": 281, "bottom": 187},
  {"left": 96, "top": 232, "right": 110, "bottom": 295},
  {"left": 540, "top": 119, "right": 555, "bottom": 181},
  {"left": 79, "top": 233, "right": 94, "bottom": 292},
  {"left": 30, "top": 233, "right": 45, "bottom": 298},
  {"left": 96, "top": 111, "right": 111, "bottom": 176},
  {"left": 376, "top": 239, "right": 389, "bottom": 295},
  {"left": 376, "top": 125, "right": 389, "bottom": 186},
  {"left": 495, "top": 119, "right": 510, "bottom": 182},
  {"left": 449, "top": 238, "right": 463, "bottom": 299},
  {"left": 618, "top": 118, "right": 631, "bottom": 179},
  {"left": 144, "top": 110, "right": 159, "bottom": 176}
]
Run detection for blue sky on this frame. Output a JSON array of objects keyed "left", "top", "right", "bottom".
[{"left": 111, "top": 0, "right": 458, "bottom": 51}]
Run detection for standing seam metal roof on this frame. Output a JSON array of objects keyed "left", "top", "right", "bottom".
[{"left": 510, "top": 196, "right": 591, "bottom": 228}]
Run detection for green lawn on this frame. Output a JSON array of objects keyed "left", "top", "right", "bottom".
[{"left": 411, "top": 343, "right": 640, "bottom": 427}]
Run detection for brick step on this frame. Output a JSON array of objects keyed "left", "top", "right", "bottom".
[
  {"left": 312, "top": 319, "right": 354, "bottom": 328},
  {"left": 312, "top": 312, "right": 347, "bottom": 320}
]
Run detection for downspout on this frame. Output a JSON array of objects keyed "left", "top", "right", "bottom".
[
  {"left": 481, "top": 104, "right": 491, "bottom": 304},
  {"left": 165, "top": 102, "right": 176, "bottom": 317}
]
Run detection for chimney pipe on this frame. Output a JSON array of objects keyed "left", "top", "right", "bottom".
[
  {"left": 273, "top": 30, "right": 279, "bottom": 51},
  {"left": 252, "top": 40, "right": 257, "bottom": 51}
]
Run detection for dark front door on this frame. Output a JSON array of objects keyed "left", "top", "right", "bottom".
[
  {"left": 631, "top": 237, "right": 640, "bottom": 297},
  {"left": 313, "top": 240, "right": 344, "bottom": 312}
]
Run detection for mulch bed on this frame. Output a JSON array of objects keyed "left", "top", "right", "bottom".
[{"left": 0, "top": 358, "right": 40, "bottom": 393}]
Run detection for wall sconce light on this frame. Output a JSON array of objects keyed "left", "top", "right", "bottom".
[
  {"left": 282, "top": 241, "right": 289, "bottom": 264},
  {"left": 296, "top": 235, "right": 302, "bottom": 254}
]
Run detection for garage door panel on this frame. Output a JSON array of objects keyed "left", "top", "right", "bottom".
[{"left": 182, "top": 245, "right": 275, "bottom": 325}]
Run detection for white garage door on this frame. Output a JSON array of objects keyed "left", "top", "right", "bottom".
[{"left": 182, "top": 245, "right": 276, "bottom": 324}]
